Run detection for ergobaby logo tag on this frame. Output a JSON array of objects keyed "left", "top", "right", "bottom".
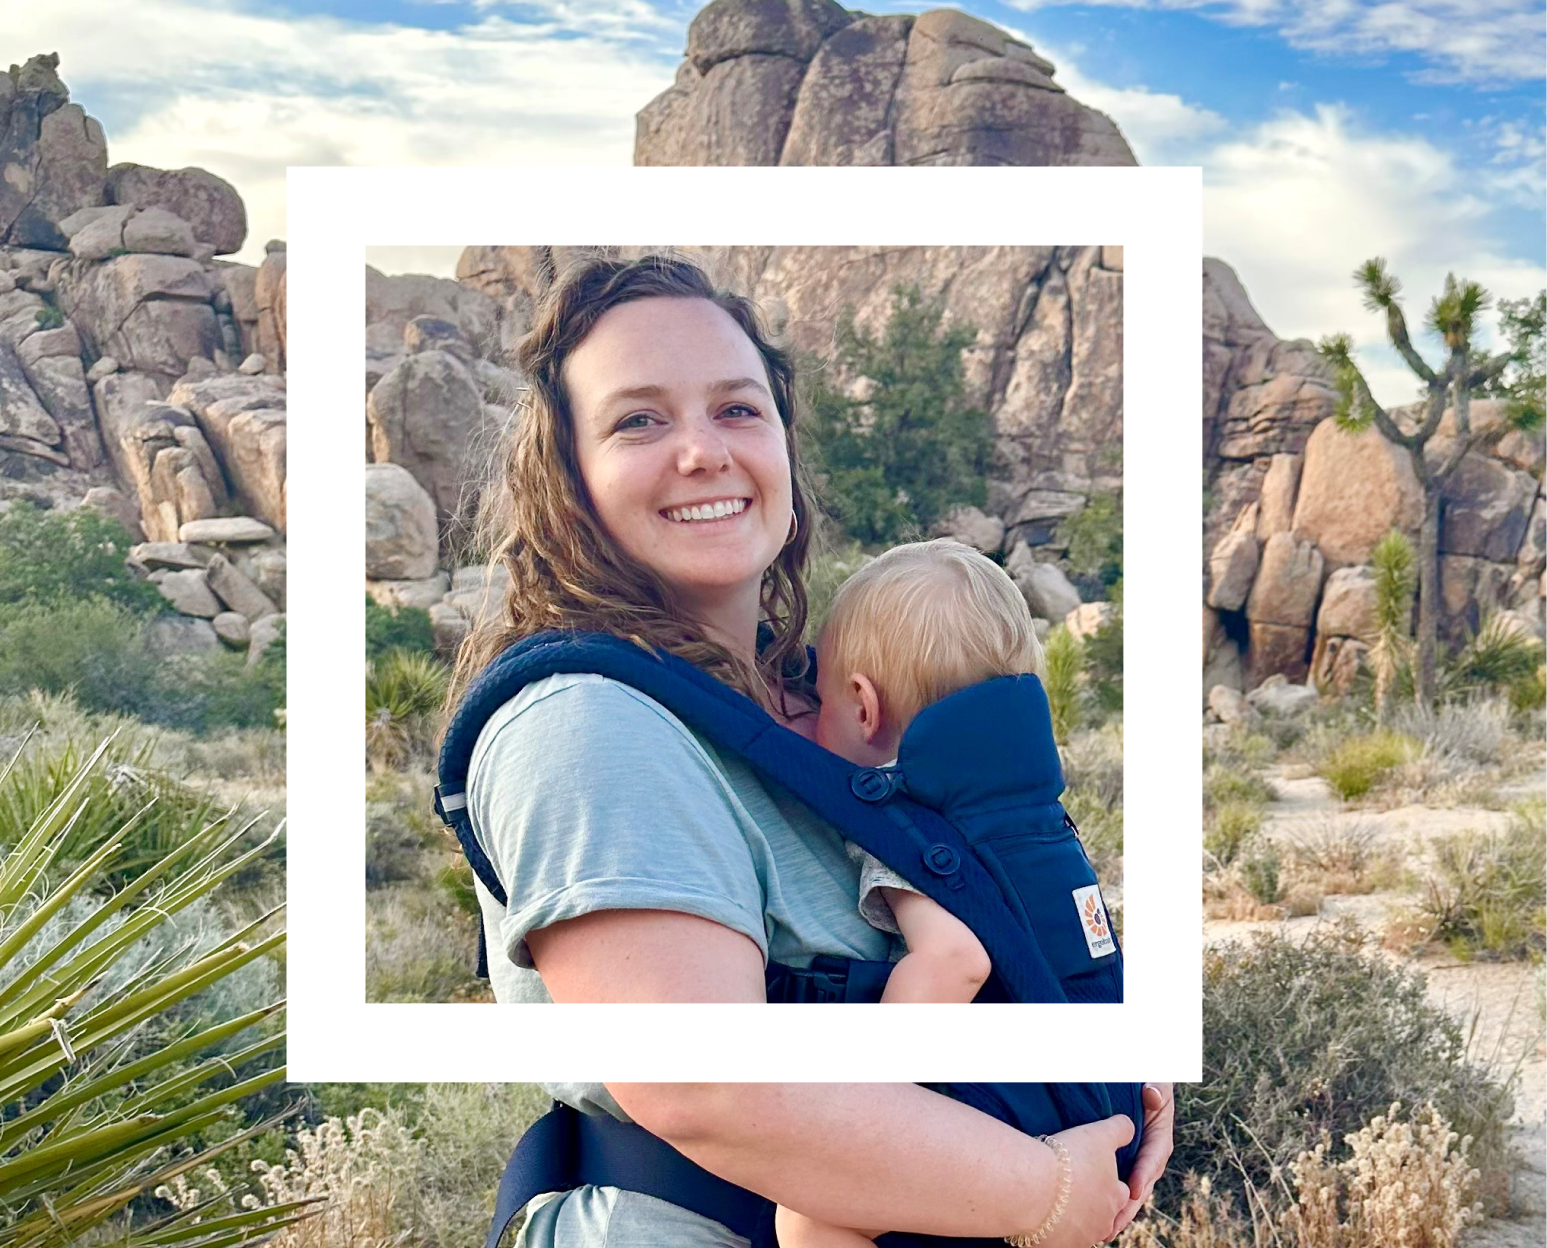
[{"left": 1073, "top": 885, "right": 1115, "bottom": 958}]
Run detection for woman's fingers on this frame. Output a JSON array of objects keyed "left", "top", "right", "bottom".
[{"left": 1124, "top": 1082, "right": 1176, "bottom": 1204}]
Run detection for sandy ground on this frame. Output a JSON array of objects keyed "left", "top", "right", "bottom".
[{"left": 1204, "top": 766, "right": 1546, "bottom": 1246}]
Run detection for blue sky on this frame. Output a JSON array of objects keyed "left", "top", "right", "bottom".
[{"left": 15, "top": 0, "right": 1545, "bottom": 403}]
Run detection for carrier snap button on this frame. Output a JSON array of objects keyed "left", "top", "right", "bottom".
[
  {"left": 924, "top": 844, "right": 960, "bottom": 875},
  {"left": 850, "top": 768, "right": 896, "bottom": 803}
]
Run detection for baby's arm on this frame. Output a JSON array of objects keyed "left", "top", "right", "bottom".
[
  {"left": 775, "top": 1204, "right": 881, "bottom": 1248},
  {"left": 880, "top": 888, "right": 991, "bottom": 1003}
]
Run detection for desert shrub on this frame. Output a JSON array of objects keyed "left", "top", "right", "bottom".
[
  {"left": 1439, "top": 613, "right": 1545, "bottom": 704},
  {"left": 1204, "top": 800, "right": 1261, "bottom": 867},
  {"left": 365, "top": 594, "right": 437, "bottom": 660},
  {"left": 1043, "top": 625, "right": 1085, "bottom": 744},
  {"left": 803, "top": 286, "right": 990, "bottom": 545},
  {"left": 1202, "top": 767, "right": 1276, "bottom": 812},
  {"left": 1418, "top": 800, "right": 1546, "bottom": 959},
  {"left": 1389, "top": 697, "right": 1510, "bottom": 769},
  {"left": 1317, "top": 730, "right": 1420, "bottom": 799},
  {"left": 0, "top": 502, "right": 161, "bottom": 613},
  {"left": 0, "top": 597, "right": 284, "bottom": 733},
  {"left": 1177, "top": 924, "right": 1511, "bottom": 1213}
]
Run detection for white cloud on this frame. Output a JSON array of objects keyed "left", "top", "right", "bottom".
[
  {"left": 998, "top": 0, "right": 1546, "bottom": 83},
  {"left": 1200, "top": 104, "right": 1546, "bottom": 405},
  {"left": 997, "top": 26, "right": 1229, "bottom": 163},
  {"left": 13, "top": 1, "right": 677, "bottom": 266}
]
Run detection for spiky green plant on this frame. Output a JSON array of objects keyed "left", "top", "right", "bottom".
[
  {"left": 365, "top": 649, "right": 451, "bottom": 771},
  {"left": 1368, "top": 529, "right": 1417, "bottom": 725},
  {"left": 1439, "top": 614, "right": 1546, "bottom": 704},
  {"left": 0, "top": 736, "right": 309, "bottom": 1247},
  {"left": 1042, "top": 626, "right": 1085, "bottom": 746}
]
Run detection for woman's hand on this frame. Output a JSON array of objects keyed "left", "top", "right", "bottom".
[
  {"left": 1109, "top": 1083, "right": 1175, "bottom": 1237},
  {"left": 1037, "top": 1115, "right": 1135, "bottom": 1248}
]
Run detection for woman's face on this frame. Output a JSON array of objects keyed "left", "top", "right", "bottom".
[{"left": 564, "top": 296, "right": 793, "bottom": 620}]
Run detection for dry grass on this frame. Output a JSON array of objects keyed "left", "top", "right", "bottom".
[
  {"left": 1119, "top": 1104, "right": 1481, "bottom": 1248},
  {"left": 1279, "top": 818, "right": 1403, "bottom": 896}
]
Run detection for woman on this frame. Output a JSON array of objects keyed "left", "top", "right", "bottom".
[{"left": 449, "top": 253, "right": 1172, "bottom": 1243}]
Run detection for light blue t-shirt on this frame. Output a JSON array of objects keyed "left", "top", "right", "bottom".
[{"left": 466, "top": 672, "right": 892, "bottom": 1003}]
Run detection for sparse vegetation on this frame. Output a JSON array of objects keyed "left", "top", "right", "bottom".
[
  {"left": 1043, "top": 624, "right": 1085, "bottom": 744},
  {"left": 1317, "top": 729, "right": 1421, "bottom": 799},
  {"left": 366, "top": 594, "right": 437, "bottom": 660},
  {"left": 365, "top": 648, "right": 450, "bottom": 772},
  {"left": 1417, "top": 800, "right": 1546, "bottom": 959}
]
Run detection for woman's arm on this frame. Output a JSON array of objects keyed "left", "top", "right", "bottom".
[
  {"left": 528, "top": 910, "right": 766, "bottom": 1002},
  {"left": 607, "top": 1083, "right": 1134, "bottom": 1245}
]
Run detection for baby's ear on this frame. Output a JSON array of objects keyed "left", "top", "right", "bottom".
[{"left": 851, "top": 674, "right": 883, "bottom": 741}]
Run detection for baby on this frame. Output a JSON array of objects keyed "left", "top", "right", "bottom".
[
  {"left": 777, "top": 539, "right": 1051, "bottom": 1247},
  {"left": 813, "top": 537, "right": 1047, "bottom": 1005}
]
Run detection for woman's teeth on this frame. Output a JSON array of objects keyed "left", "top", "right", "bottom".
[{"left": 664, "top": 499, "right": 747, "bottom": 523}]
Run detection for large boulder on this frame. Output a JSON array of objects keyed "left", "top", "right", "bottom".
[
  {"left": 0, "top": 55, "right": 107, "bottom": 249},
  {"left": 366, "top": 462, "right": 439, "bottom": 580},
  {"left": 167, "top": 373, "right": 287, "bottom": 533},
  {"left": 366, "top": 349, "right": 487, "bottom": 525},
  {"left": 106, "top": 163, "right": 247, "bottom": 256},
  {"left": 52, "top": 255, "right": 219, "bottom": 383},
  {"left": 1314, "top": 565, "right": 1378, "bottom": 640},
  {"left": 1439, "top": 452, "right": 1536, "bottom": 563},
  {"left": 1206, "top": 505, "right": 1258, "bottom": 612},
  {"left": 1006, "top": 543, "right": 1081, "bottom": 621},
  {"left": 636, "top": 2, "right": 1133, "bottom": 168},
  {"left": 1291, "top": 419, "right": 1423, "bottom": 567},
  {"left": 1246, "top": 531, "right": 1324, "bottom": 629},
  {"left": 13, "top": 318, "right": 102, "bottom": 469}
]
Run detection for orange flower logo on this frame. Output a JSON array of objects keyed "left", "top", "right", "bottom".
[{"left": 1082, "top": 893, "right": 1108, "bottom": 938}]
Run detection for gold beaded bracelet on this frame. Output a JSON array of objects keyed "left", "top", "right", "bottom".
[{"left": 1004, "top": 1134, "right": 1072, "bottom": 1247}]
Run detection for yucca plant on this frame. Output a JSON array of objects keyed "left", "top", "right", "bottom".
[
  {"left": 1438, "top": 613, "right": 1546, "bottom": 704},
  {"left": 364, "top": 649, "right": 450, "bottom": 772},
  {"left": 0, "top": 736, "right": 311, "bottom": 1247},
  {"left": 1367, "top": 529, "right": 1417, "bottom": 726}
]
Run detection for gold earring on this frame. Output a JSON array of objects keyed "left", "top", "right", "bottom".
[{"left": 784, "top": 512, "right": 799, "bottom": 548}]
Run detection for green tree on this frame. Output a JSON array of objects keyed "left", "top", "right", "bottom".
[
  {"left": 1319, "top": 264, "right": 1545, "bottom": 708},
  {"left": 1367, "top": 528, "right": 1417, "bottom": 725},
  {"left": 1480, "top": 291, "right": 1546, "bottom": 426},
  {"left": 0, "top": 503, "right": 161, "bottom": 614},
  {"left": 804, "top": 287, "right": 991, "bottom": 545}
]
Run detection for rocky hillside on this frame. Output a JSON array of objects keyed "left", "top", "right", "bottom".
[
  {"left": 1202, "top": 258, "right": 1544, "bottom": 699},
  {"left": 0, "top": 53, "right": 285, "bottom": 660}
]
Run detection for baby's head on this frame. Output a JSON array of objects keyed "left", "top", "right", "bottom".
[{"left": 814, "top": 539, "right": 1045, "bottom": 766}]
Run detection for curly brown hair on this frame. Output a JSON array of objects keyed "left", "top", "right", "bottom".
[{"left": 446, "top": 252, "right": 816, "bottom": 723}]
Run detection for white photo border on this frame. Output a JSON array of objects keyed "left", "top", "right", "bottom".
[{"left": 288, "top": 165, "right": 1203, "bottom": 1082}]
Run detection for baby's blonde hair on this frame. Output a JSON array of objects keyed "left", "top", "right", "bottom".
[{"left": 818, "top": 538, "right": 1045, "bottom": 728}]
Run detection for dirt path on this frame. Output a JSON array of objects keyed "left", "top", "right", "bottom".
[{"left": 1203, "top": 765, "right": 1546, "bottom": 1245}]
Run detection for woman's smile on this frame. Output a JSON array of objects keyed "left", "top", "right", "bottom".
[{"left": 661, "top": 497, "right": 750, "bottom": 524}]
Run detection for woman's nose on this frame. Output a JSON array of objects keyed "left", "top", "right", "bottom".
[{"left": 675, "top": 414, "right": 732, "bottom": 474}]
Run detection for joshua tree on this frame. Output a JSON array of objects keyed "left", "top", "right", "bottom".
[
  {"left": 1319, "top": 262, "right": 1545, "bottom": 709},
  {"left": 1368, "top": 528, "right": 1417, "bottom": 726}
]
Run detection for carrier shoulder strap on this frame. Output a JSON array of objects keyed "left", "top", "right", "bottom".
[{"left": 435, "top": 630, "right": 1069, "bottom": 1005}]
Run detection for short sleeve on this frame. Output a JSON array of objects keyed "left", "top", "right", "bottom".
[{"left": 468, "top": 674, "right": 771, "bottom": 971}]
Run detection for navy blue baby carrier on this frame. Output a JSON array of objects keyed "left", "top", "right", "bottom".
[{"left": 435, "top": 630, "right": 1142, "bottom": 1246}]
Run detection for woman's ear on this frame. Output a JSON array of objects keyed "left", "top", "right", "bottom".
[{"left": 851, "top": 674, "right": 883, "bottom": 744}]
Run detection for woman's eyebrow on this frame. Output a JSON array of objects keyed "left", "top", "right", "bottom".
[{"left": 598, "top": 377, "right": 773, "bottom": 409}]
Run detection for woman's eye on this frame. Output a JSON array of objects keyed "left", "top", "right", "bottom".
[
  {"left": 616, "top": 413, "right": 655, "bottom": 431},
  {"left": 721, "top": 403, "right": 760, "bottom": 419}
]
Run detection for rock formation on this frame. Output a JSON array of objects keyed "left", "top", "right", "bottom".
[
  {"left": 636, "top": 2, "right": 1135, "bottom": 167},
  {"left": 1202, "top": 259, "right": 1545, "bottom": 700},
  {"left": 0, "top": 54, "right": 285, "bottom": 658}
]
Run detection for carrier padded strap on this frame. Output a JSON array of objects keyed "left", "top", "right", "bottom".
[
  {"left": 487, "top": 1103, "right": 775, "bottom": 1248},
  {"left": 438, "top": 632, "right": 1070, "bottom": 1006}
]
